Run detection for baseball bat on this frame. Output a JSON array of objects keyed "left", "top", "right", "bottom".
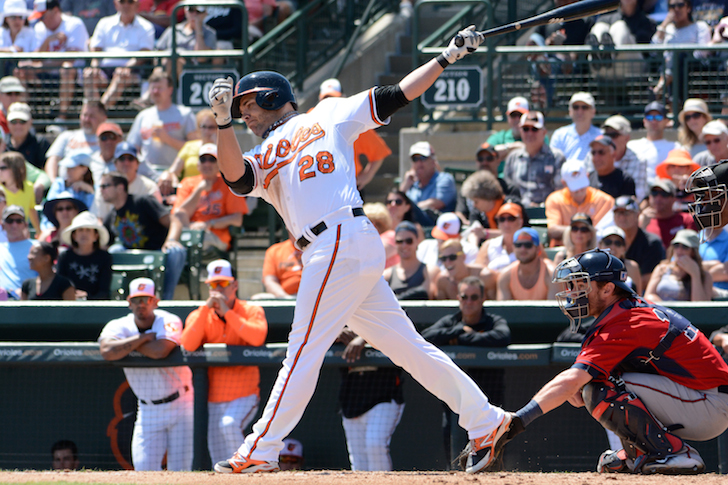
[{"left": 455, "top": 0, "right": 620, "bottom": 47}]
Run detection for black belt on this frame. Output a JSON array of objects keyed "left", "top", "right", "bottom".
[
  {"left": 719, "top": 385, "right": 728, "bottom": 394},
  {"left": 140, "top": 385, "right": 189, "bottom": 405},
  {"left": 296, "top": 207, "right": 365, "bottom": 249}
]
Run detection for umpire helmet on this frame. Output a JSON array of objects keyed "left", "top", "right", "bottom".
[
  {"left": 552, "top": 249, "right": 633, "bottom": 332},
  {"left": 685, "top": 160, "right": 728, "bottom": 240},
  {"left": 231, "top": 71, "right": 298, "bottom": 119}
]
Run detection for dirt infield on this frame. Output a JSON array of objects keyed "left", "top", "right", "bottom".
[{"left": 0, "top": 471, "right": 722, "bottom": 485}]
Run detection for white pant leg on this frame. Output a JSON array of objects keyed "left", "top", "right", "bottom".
[
  {"left": 342, "top": 412, "right": 368, "bottom": 471},
  {"left": 164, "top": 392, "right": 194, "bottom": 471},
  {"left": 347, "top": 277, "right": 505, "bottom": 439},
  {"left": 208, "top": 395, "right": 259, "bottom": 464},
  {"left": 131, "top": 402, "right": 168, "bottom": 471},
  {"left": 342, "top": 400, "right": 404, "bottom": 471}
]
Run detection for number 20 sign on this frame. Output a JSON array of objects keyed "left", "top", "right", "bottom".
[
  {"left": 422, "top": 65, "right": 482, "bottom": 110},
  {"left": 179, "top": 69, "right": 240, "bottom": 110}
]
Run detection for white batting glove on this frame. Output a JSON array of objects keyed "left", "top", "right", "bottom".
[
  {"left": 441, "top": 25, "right": 483, "bottom": 65},
  {"left": 208, "top": 76, "right": 234, "bottom": 126}
]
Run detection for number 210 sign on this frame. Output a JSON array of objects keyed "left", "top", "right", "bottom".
[
  {"left": 179, "top": 69, "right": 240, "bottom": 110},
  {"left": 422, "top": 65, "right": 482, "bottom": 110}
]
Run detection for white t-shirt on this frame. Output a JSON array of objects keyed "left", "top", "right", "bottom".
[
  {"left": 0, "top": 26, "right": 36, "bottom": 52},
  {"left": 90, "top": 13, "right": 155, "bottom": 68},
  {"left": 127, "top": 104, "right": 197, "bottom": 170},
  {"left": 98, "top": 309, "right": 192, "bottom": 402},
  {"left": 34, "top": 13, "right": 89, "bottom": 53},
  {"left": 626, "top": 137, "right": 679, "bottom": 184}
]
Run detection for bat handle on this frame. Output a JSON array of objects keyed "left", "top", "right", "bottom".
[{"left": 454, "top": 32, "right": 484, "bottom": 48}]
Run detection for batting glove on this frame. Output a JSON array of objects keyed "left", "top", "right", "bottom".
[
  {"left": 441, "top": 25, "right": 483, "bottom": 65},
  {"left": 208, "top": 76, "right": 234, "bottom": 127}
]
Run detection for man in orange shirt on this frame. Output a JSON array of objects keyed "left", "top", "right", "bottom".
[
  {"left": 252, "top": 234, "right": 302, "bottom": 299},
  {"left": 496, "top": 228, "right": 557, "bottom": 301},
  {"left": 171, "top": 143, "right": 247, "bottom": 251},
  {"left": 181, "top": 259, "right": 268, "bottom": 465}
]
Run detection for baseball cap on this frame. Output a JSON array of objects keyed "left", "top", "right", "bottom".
[
  {"left": 59, "top": 152, "right": 92, "bottom": 169},
  {"left": 29, "top": 0, "right": 60, "bottom": 21},
  {"left": 205, "top": 259, "right": 235, "bottom": 283},
  {"left": 561, "top": 158, "right": 590, "bottom": 192},
  {"left": 2, "top": 205, "right": 25, "bottom": 221},
  {"left": 569, "top": 92, "right": 595, "bottom": 108},
  {"left": 280, "top": 438, "right": 303, "bottom": 459},
  {"left": 96, "top": 122, "right": 123, "bottom": 137},
  {"left": 644, "top": 101, "right": 667, "bottom": 116},
  {"left": 678, "top": 98, "right": 711, "bottom": 125},
  {"left": 590, "top": 135, "right": 615, "bottom": 150},
  {"left": 671, "top": 228, "right": 700, "bottom": 249},
  {"left": 649, "top": 178, "right": 676, "bottom": 196},
  {"left": 6, "top": 102, "right": 31, "bottom": 122},
  {"left": 476, "top": 142, "right": 497, "bottom": 156},
  {"left": 395, "top": 220, "right": 418, "bottom": 236},
  {"left": 431, "top": 212, "right": 461, "bottom": 240},
  {"left": 0, "top": 76, "right": 25, "bottom": 94},
  {"left": 614, "top": 195, "right": 639, "bottom": 212},
  {"left": 513, "top": 227, "right": 540, "bottom": 246},
  {"left": 114, "top": 141, "right": 138, "bottom": 160},
  {"left": 519, "top": 111, "right": 544, "bottom": 129},
  {"left": 571, "top": 213, "right": 593, "bottom": 227},
  {"left": 409, "top": 141, "right": 433, "bottom": 158},
  {"left": 319, "top": 78, "right": 342, "bottom": 99},
  {"left": 601, "top": 225, "right": 626, "bottom": 241},
  {"left": 496, "top": 202, "right": 522, "bottom": 219},
  {"left": 506, "top": 96, "right": 529, "bottom": 115},
  {"left": 655, "top": 149, "right": 699, "bottom": 180},
  {"left": 128, "top": 277, "right": 156, "bottom": 299},
  {"left": 602, "top": 115, "right": 631, "bottom": 135},
  {"left": 199, "top": 143, "right": 218, "bottom": 158},
  {"left": 701, "top": 120, "right": 728, "bottom": 140}
]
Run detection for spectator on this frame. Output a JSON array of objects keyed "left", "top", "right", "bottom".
[
  {"left": 553, "top": 213, "right": 598, "bottom": 265},
  {"left": 399, "top": 141, "right": 456, "bottom": 226},
  {"left": 83, "top": 0, "right": 156, "bottom": 108},
  {"left": 363, "top": 202, "right": 397, "bottom": 269},
  {"left": 497, "top": 227, "right": 557, "bottom": 300},
  {"left": 278, "top": 438, "right": 304, "bottom": 471},
  {"left": 137, "top": 0, "right": 184, "bottom": 38},
  {"left": 613, "top": 195, "right": 666, "bottom": 289},
  {"left": 156, "top": 4, "right": 218, "bottom": 76},
  {"left": 654, "top": 148, "right": 700, "bottom": 211},
  {"left": 244, "top": 0, "right": 294, "bottom": 41},
  {"left": 503, "top": 111, "right": 566, "bottom": 206},
  {"left": 549, "top": 92, "right": 602, "bottom": 162},
  {"left": 0, "top": 76, "right": 26, "bottom": 133},
  {"left": 21, "top": 240, "right": 75, "bottom": 300},
  {"left": 694, "top": 120, "right": 728, "bottom": 167},
  {"left": 252, "top": 233, "right": 301, "bottom": 300},
  {"left": 60, "top": 0, "right": 116, "bottom": 35},
  {"left": 0, "top": 0, "right": 36, "bottom": 62},
  {"left": 46, "top": 152, "right": 95, "bottom": 215},
  {"left": 433, "top": 239, "right": 484, "bottom": 300},
  {"left": 170, "top": 143, "right": 246, "bottom": 253},
  {"left": 385, "top": 189, "right": 416, "bottom": 229},
  {"left": 126, "top": 71, "right": 197, "bottom": 172},
  {"left": 26, "top": 0, "right": 90, "bottom": 122},
  {"left": 0, "top": 205, "right": 37, "bottom": 298},
  {"left": 474, "top": 201, "right": 526, "bottom": 282},
  {"left": 677, "top": 98, "right": 711, "bottom": 157},
  {"left": 600, "top": 115, "right": 648, "bottom": 201},
  {"left": 382, "top": 221, "right": 432, "bottom": 300},
  {"left": 98, "top": 277, "right": 194, "bottom": 471},
  {"left": 545, "top": 158, "right": 615, "bottom": 246},
  {"left": 417, "top": 212, "right": 479, "bottom": 267},
  {"left": 597, "top": 225, "right": 643, "bottom": 294},
  {"left": 645, "top": 228, "right": 712, "bottom": 300},
  {"left": 0, "top": 186, "right": 6, "bottom": 242},
  {"left": 626, "top": 101, "right": 679, "bottom": 185},
  {"left": 45, "top": 100, "right": 107, "bottom": 181},
  {"left": 640, "top": 178, "right": 697, "bottom": 248},
  {"left": 0, "top": 151, "right": 40, "bottom": 233},
  {"left": 472, "top": 142, "right": 520, "bottom": 200},
  {"left": 457, "top": 169, "right": 505, "bottom": 246},
  {"left": 588, "top": 134, "right": 636, "bottom": 199},
  {"left": 587, "top": 0, "right": 657, "bottom": 51},
  {"left": 51, "top": 440, "right": 79, "bottom": 470},
  {"left": 38, "top": 191, "right": 86, "bottom": 245},
  {"left": 100, "top": 171, "right": 186, "bottom": 300},
  {"left": 181, "top": 259, "right": 268, "bottom": 466},
  {"left": 91, "top": 121, "right": 122, "bottom": 183},
  {"left": 486, "top": 96, "right": 529, "bottom": 170},
  {"left": 57, "top": 211, "right": 111, "bottom": 300},
  {"left": 94, "top": 142, "right": 161, "bottom": 220},
  {"left": 5, "top": 102, "right": 51, "bottom": 171},
  {"left": 204, "top": 4, "right": 243, "bottom": 49}
]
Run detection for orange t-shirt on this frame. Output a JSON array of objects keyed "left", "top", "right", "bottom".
[
  {"left": 262, "top": 239, "right": 302, "bottom": 295},
  {"left": 174, "top": 174, "right": 248, "bottom": 248},
  {"left": 545, "top": 186, "right": 614, "bottom": 229},
  {"left": 508, "top": 259, "right": 550, "bottom": 300},
  {"left": 181, "top": 301, "right": 268, "bottom": 402},
  {"left": 353, "top": 129, "right": 392, "bottom": 176}
]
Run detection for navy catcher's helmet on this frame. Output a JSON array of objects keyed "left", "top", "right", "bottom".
[
  {"left": 231, "top": 71, "right": 298, "bottom": 119},
  {"left": 685, "top": 160, "right": 728, "bottom": 239}
]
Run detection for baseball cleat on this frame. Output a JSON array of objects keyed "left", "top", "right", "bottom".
[
  {"left": 214, "top": 452, "right": 280, "bottom": 473},
  {"left": 597, "top": 448, "right": 632, "bottom": 473},
  {"left": 640, "top": 444, "right": 705, "bottom": 475},
  {"left": 465, "top": 412, "right": 512, "bottom": 474}
]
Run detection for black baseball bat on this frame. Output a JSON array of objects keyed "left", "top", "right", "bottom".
[{"left": 455, "top": 0, "right": 620, "bottom": 47}]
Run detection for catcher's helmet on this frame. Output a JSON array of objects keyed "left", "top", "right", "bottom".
[
  {"left": 685, "top": 160, "right": 728, "bottom": 240},
  {"left": 553, "top": 249, "right": 633, "bottom": 332},
  {"left": 231, "top": 71, "right": 298, "bottom": 119}
]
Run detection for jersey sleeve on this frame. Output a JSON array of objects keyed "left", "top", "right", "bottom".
[
  {"left": 323, "top": 89, "right": 389, "bottom": 145},
  {"left": 98, "top": 317, "right": 132, "bottom": 342},
  {"left": 154, "top": 311, "right": 183, "bottom": 344}
]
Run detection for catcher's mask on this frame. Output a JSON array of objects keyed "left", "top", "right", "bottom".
[
  {"left": 553, "top": 249, "right": 632, "bottom": 332},
  {"left": 685, "top": 161, "right": 728, "bottom": 241},
  {"left": 231, "top": 71, "right": 298, "bottom": 119}
]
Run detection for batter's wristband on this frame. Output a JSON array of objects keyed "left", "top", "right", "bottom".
[
  {"left": 436, "top": 54, "right": 450, "bottom": 68},
  {"left": 218, "top": 121, "right": 233, "bottom": 130}
]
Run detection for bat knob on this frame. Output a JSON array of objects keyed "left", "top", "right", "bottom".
[{"left": 454, "top": 35, "right": 464, "bottom": 48}]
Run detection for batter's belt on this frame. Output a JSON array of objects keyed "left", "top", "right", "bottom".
[{"left": 296, "top": 207, "right": 365, "bottom": 249}]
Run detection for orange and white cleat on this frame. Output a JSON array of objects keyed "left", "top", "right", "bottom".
[
  {"left": 214, "top": 452, "right": 280, "bottom": 473},
  {"left": 465, "top": 413, "right": 513, "bottom": 474}
]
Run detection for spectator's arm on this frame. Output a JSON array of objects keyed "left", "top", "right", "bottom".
[
  {"left": 61, "top": 284, "right": 76, "bottom": 301},
  {"left": 496, "top": 268, "right": 513, "bottom": 300},
  {"left": 207, "top": 212, "right": 243, "bottom": 230},
  {"left": 262, "top": 274, "right": 294, "bottom": 298},
  {"left": 180, "top": 309, "right": 207, "bottom": 351},
  {"left": 224, "top": 304, "right": 268, "bottom": 346},
  {"left": 705, "top": 260, "right": 728, "bottom": 282},
  {"left": 458, "top": 314, "right": 511, "bottom": 346}
]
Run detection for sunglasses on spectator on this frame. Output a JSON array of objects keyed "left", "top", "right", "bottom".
[
  {"left": 209, "top": 280, "right": 232, "bottom": 289},
  {"left": 521, "top": 126, "right": 539, "bottom": 132},
  {"left": 458, "top": 293, "right": 481, "bottom": 302},
  {"left": 4, "top": 217, "right": 25, "bottom": 225},
  {"left": 10, "top": 119, "right": 27, "bottom": 125},
  {"left": 683, "top": 112, "right": 703, "bottom": 121},
  {"left": 478, "top": 154, "right": 496, "bottom": 162},
  {"left": 645, "top": 114, "right": 665, "bottom": 122},
  {"left": 386, "top": 198, "right": 404, "bottom": 206},
  {"left": 514, "top": 241, "right": 535, "bottom": 249},
  {"left": 601, "top": 238, "right": 625, "bottom": 247},
  {"left": 496, "top": 215, "right": 518, "bottom": 223},
  {"left": 4, "top": 92, "right": 22, "bottom": 97},
  {"left": 99, "top": 133, "right": 119, "bottom": 141},
  {"left": 571, "top": 104, "right": 591, "bottom": 110},
  {"left": 55, "top": 204, "right": 76, "bottom": 213},
  {"left": 705, "top": 137, "right": 725, "bottom": 146},
  {"left": 99, "top": 183, "right": 116, "bottom": 189},
  {"left": 509, "top": 112, "right": 523, "bottom": 119},
  {"left": 668, "top": 2, "right": 686, "bottom": 8},
  {"left": 130, "top": 296, "right": 151, "bottom": 304},
  {"left": 200, "top": 155, "right": 217, "bottom": 164},
  {"left": 570, "top": 225, "right": 591, "bottom": 233},
  {"left": 395, "top": 237, "right": 414, "bottom": 245},
  {"left": 591, "top": 149, "right": 607, "bottom": 156},
  {"left": 116, "top": 155, "right": 137, "bottom": 163},
  {"left": 411, "top": 155, "right": 429, "bottom": 163},
  {"left": 438, "top": 252, "right": 463, "bottom": 263},
  {"left": 650, "top": 189, "right": 672, "bottom": 198}
]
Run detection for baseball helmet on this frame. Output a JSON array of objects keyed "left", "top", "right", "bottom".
[
  {"left": 552, "top": 249, "right": 633, "bottom": 332},
  {"left": 231, "top": 71, "right": 298, "bottom": 119},
  {"left": 685, "top": 160, "right": 728, "bottom": 240}
]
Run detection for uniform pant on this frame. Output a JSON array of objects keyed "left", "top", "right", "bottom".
[
  {"left": 238, "top": 215, "right": 504, "bottom": 461},
  {"left": 132, "top": 390, "right": 194, "bottom": 471},
  {"left": 208, "top": 394, "right": 259, "bottom": 465},
  {"left": 342, "top": 400, "right": 405, "bottom": 471}
]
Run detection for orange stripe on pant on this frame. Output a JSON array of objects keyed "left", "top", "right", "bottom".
[{"left": 247, "top": 224, "right": 342, "bottom": 457}]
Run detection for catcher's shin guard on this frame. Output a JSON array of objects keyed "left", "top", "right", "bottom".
[{"left": 582, "top": 380, "right": 684, "bottom": 468}]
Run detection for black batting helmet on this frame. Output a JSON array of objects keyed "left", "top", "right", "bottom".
[{"left": 231, "top": 71, "right": 298, "bottom": 118}]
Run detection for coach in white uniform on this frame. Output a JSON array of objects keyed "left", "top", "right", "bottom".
[
  {"left": 98, "top": 277, "right": 193, "bottom": 471},
  {"left": 208, "top": 26, "right": 512, "bottom": 475}
]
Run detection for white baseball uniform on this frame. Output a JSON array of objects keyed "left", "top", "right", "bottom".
[
  {"left": 228, "top": 89, "right": 506, "bottom": 462},
  {"left": 98, "top": 309, "right": 194, "bottom": 471}
]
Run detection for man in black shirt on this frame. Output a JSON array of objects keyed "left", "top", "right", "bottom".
[
  {"left": 100, "top": 171, "right": 186, "bottom": 300},
  {"left": 589, "top": 135, "right": 636, "bottom": 199},
  {"left": 5, "top": 102, "right": 51, "bottom": 170}
]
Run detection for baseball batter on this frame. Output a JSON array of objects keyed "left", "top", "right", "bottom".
[
  {"left": 208, "top": 26, "right": 511, "bottom": 474},
  {"left": 98, "top": 277, "right": 194, "bottom": 471}
]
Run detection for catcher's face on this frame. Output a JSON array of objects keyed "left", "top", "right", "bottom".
[
  {"left": 685, "top": 165, "right": 728, "bottom": 239},
  {"left": 237, "top": 93, "right": 280, "bottom": 138}
]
